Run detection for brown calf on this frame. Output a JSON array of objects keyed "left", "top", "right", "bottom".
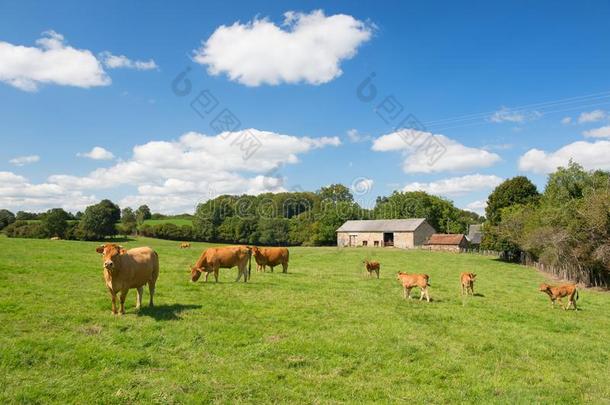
[
  {"left": 250, "top": 246, "right": 289, "bottom": 273},
  {"left": 539, "top": 283, "right": 579, "bottom": 310},
  {"left": 363, "top": 260, "right": 380, "bottom": 279},
  {"left": 180, "top": 242, "right": 191, "bottom": 249},
  {"left": 396, "top": 272, "right": 431, "bottom": 302},
  {"left": 460, "top": 272, "right": 476, "bottom": 296}
]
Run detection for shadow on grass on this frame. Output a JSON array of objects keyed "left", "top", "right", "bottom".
[
  {"left": 473, "top": 293, "right": 485, "bottom": 297},
  {"left": 137, "top": 304, "right": 201, "bottom": 321}
]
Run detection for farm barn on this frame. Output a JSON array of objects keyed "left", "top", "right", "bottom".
[
  {"left": 466, "top": 224, "right": 483, "bottom": 246},
  {"left": 424, "top": 233, "right": 469, "bottom": 252},
  {"left": 336, "top": 219, "right": 436, "bottom": 248}
]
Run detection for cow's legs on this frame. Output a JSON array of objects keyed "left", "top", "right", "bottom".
[
  {"left": 376, "top": 269, "right": 379, "bottom": 279},
  {"left": 119, "top": 290, "right": 128, "bottom": 314},
  {"left": 461, "top": 284, "right": 465, "bottom": 296},
  {"left": 282, "top": 262, "right": 288, "bottom": 273},
  {"left": 148, "top": 282, "right": 155, "bottom": 307},
  {"left": 470, "top": 283, "right": 475, "bottom": 295},
  {"left": 402, "top": 286, "right": 407, "bottom": 299},
  {"left": 109, "top": 290, "right": 118, "bottom": 314},
  {"left": 425, "top": 287, "right": 431, "bottom": 302},
  {"left": 419, "top": 288, "right": 425, "bottom": 301},
  {"left": 213, "top": 269, "right": 219, "bottom": 282},
  {"left": 407, "top": 288, "right": 412, "bottom": 299},
  {"left": 270, "top": 265, "right": 275, "bottom": 273},
  {"left": 136, "top": 287, "right": 143, "bottom": 310},
  {"left": 236, "top": 266, "right": 244, "bottom": 282}
]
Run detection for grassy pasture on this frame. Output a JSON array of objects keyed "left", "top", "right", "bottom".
[
  {"left": 0, "top": 236, "right": 608, "bottom": 404},
  {"left": 141, "top": 218, "right": 193, "bottom": 227}
]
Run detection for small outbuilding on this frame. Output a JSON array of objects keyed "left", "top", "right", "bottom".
[
  {"left": 466, "top": 224, "right": 483, "bottom": 246},
  {"left": 336, "top": 218, "right": 436, "bottom": 249},
  {"left": 424, "top": 234, "right": 469, "bottom": 252}
]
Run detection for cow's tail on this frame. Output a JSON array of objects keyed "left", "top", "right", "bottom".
[
  {"left": 426, "top": 275, "right": 431, "bottom": 287},
  {"left": 151, "top": 250, "right": 160, "bottom": 283},
  {"left": 248, "top": 247, "right": 252, "bottom": 278}
]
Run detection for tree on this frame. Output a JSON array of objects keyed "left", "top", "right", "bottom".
[
  {"left": 0, "top": 209, "right": 16, "bottom": 230},
  {"left": 485, "top": 176, "right": 540, "bottom": 225},
  {"left": 136, "top": 205, "right": 152, "bottom": 223},
  {"left": 79, "top": 200, "right": 120, "bottom": 240},
  {"left": 41, "top": 208, "right": 70, "bottom": 238},
  {"left": 120, "top": 207, "right": 137, "bottom": 236},
  {"left": 317, "top": 184, "right": 353, "bottom": 204}
]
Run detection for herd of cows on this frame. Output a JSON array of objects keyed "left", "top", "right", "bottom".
[{"left": 95, "top": 243, "right": 580, "bottom": 315}]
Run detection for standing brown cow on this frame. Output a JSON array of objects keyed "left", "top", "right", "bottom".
[
  {"left": 190, "top": 246, "right": 252, "bottom": 282},
  {"left": 96, "top": 244, "right": 159, "bottom": 315},
  {"left": 179, "top": 242, "right": 191, "bottom": 249},
  {"left": 460, "top": 272, "right": 476, "bottom": 295},
  {"left": 250, "top": 246, "right": 289, "bottom": 273},
  {"left": 539, "top": 283, "right": 579, "bottom": 310},
  {"left": 396, "top": 272, "right": 431, "bottom": 302},
  {"left": 363, "top": 259, "right": 380, "bottom": 278}
]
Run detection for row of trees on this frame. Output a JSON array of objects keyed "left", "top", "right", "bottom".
[
  {"left": 1, "top": 184, "right": 482, "bottom": 245},
  {"left": 481, "top": 162, "right": 610, "bottom": 286},
  {"left": 192, "top": 184, "right": 481, "bottom": 246}
]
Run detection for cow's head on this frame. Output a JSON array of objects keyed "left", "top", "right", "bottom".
[
  {"left": 539, "top": 283, "right": 551, "bottom": 292},
  {"left": 469, "top": 273, "right": 477, "bottom": 280},
  {"left": 249, "top": 246, "right": 262, "bottom": 258},
  {"left": 96, "top": 244, "right": 126, "bottom": 271},
  {"left": 190, "top": 266, "right": 203, "bottom": 282}
]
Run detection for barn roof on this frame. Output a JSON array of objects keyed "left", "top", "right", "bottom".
[
  {"left": 466, "top": 224, "right": 482, "bottom": 244},
  {"left": 425, "top": 234, "right": 467, "bottom": 245},
  {"left": 336, "top": 218, "right": 428, "bottom": 232}
]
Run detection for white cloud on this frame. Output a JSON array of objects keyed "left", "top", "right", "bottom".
[
  {"left": 578, "top": 109, "right": 606, "bottom": 123},
  {"left": 346, "top": 129, "right": 372, "bottom": 143},
  {"left": 489, "top": 107, "right": 541, "bottom": 124},
  {"left": 9, "top": 155, "right": 40, "bottom": 166},
  {"left": 561, "top": 116, "right": 572, "bottom": 125},
  {"left": 44, "top": 129, "right": 340, "bottom": 213},
  {"left": 464, "top": 200, "right": 487, "bottom": 216},
  {"left": 583, "top": 125, "right": 610, "bottom": 138},
  {"left": 350, "top": 177, "right": 374, "bottom": 195},
  {"left": 99, "top": 51, "right": 158, "bottom": 70},
  {"left": 77, "top": 146, "right": 115, "bottom": 160},
  {"left": 403, "top": 174, "right": 503, "bottom": 197},
  {"left": 0, "top": 171, "right": 95, "bottom": 212},
  {"left": 193, "top": 10, "right": 374, "bottom": 86},
  {"left": 519, "top": 140, "right": 610, "bottom": 174},
  {"left": 0, "top": 30, "right": 110, "bottom": 91},
  {"left": 371, "top": 129, "right": 501, "bottom": 173}
]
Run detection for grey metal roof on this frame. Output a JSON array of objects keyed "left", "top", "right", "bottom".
[
  {"left": 336, "top": 219, "right": 427, "bottom": 232},
  {"left": 466, "top": 224, "right": 483, "bottom": 244}
]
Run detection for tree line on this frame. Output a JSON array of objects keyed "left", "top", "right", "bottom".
[
  {"left": 481, "top": 162, "right": 610, "bottom": 287},
  {"left": 0, "top": 184, "right": 482, "bottom": 245}
]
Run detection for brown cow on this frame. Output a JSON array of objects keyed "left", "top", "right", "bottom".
[
  {"left": 190, "top": 246, "right": 252, "bottom": 283},
  {"left": 460, "top": 272, "right": 476, "bottom": 295},
  {"left": 95, "top": 244, "right": 159, "bottom": 315},
  {"left": 250, "top": 246, "right": 289, "bottom": 273},
  {"left": 363, "top": 259, "right": 380, "bottom": 279},
  {"left": 180, "top": 242, "right": 191, "bottom": 249},
  {"left": 539, "top": 283, "right": 579, "bottom": 310},
  {"left": 396, "top": 272, "right": 431, "bottom": 302}
]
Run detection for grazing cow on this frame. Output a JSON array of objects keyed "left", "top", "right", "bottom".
[
  {"left": 190, "top": 246, "right": 251, "bottom": 283},
  {"left": 95, "top": 244, "right": 159, "bottom": 315},
  {"left": 180, "top": 242, "right": 191, "bottom": 249},
  {"left": 250, "top": 246, "right": 289, "bottom": 273},
  {"left": 396, "top": 272, "right": 431, "bottom": 302},
  {"left": 363, "top": 259, "right": 380, "bottom": 279},
  {"left": 460, "top": 272, "right": 476, "bottom": 295},
  {"left": 539, "top": 283, "right": 579, "bottom": 310},
  {"left": 50, "top": 236, "right": 61, "bottom": 241}
]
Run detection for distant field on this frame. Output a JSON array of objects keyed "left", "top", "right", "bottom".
[
  {"left": 141, "top": 218, "right": 193, "bottom": 227},
  {"left": 0, "top": 236, "right": 608, "bottom": 403}
]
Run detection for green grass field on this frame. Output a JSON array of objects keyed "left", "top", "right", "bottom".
[
  {"left": 0, "top": 236, "right": 608, "bottom": 403},
  {"left": 141, "top": 218, "right": 193, "bottom": 227}
]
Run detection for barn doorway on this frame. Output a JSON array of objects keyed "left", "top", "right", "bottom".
[
  {"left": 383, "top": 232, "right": 394, "bottom": 247},
  {"left": 349, "top": 234, "right": 357, "bottom": 247}
]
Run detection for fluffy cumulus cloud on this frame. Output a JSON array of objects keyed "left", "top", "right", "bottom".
[
  {"left": 578, "top": 109, "right": 606, "bottom": 123},
  {"left": 9, "top": 155, "right": 40, "bottom": 166},
  {"left": 371, "top": 130, "right": 501, "bottom": 173},
  {"left": 583, "top": 125, "right": 610, "bottom": 138},
  {"left": 0, "top": 30, "right": 110, "bottom": 91},
  {"left": 464, "top": 200, "right": 487, "bottom": 215},
  {"left": 403, "top": 174, "right": 503, "bottom": 197},
  {"left": 77, "top": 146, "right": 115, "bottom": 160},
  {"left": 193, "top": 10, "right": 374, "bottom": 86},
  {"left": 518, "top": 140, "right": 610, "bottom": 174},
  {"left": 99, "top": 51, "right": 158, "bottom": 70},
  {"left": 561, "top": 116, "right": 572, "bottom": 125},
  {"left": 0, "top": 171, "right": 96, "bottom": 212},
  {"left": 41, "top": 129, "right": 340, "bottom": 213}
]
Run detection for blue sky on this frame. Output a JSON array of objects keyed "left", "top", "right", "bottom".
[{"left": 2, "top": 0, "right": 610, "bottom": 214}]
